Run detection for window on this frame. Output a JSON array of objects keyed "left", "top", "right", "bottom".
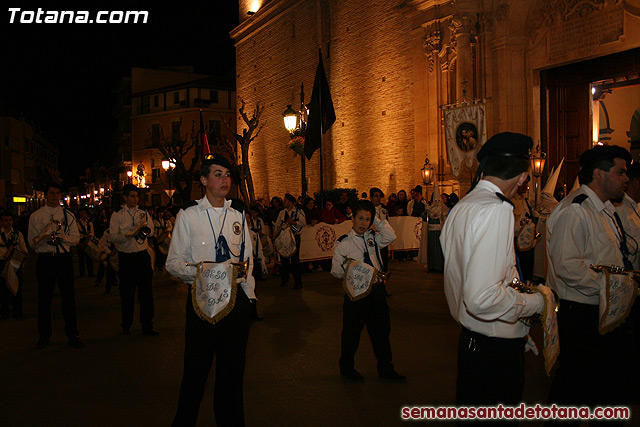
[
  {"left": 172, "top": 121, "right": 181, "bottom": 142},
  {"left": 174, "top": 92, "right": 180, "bottom": 104},
  {"left": 153, "top": 95, "right": 159, "bottom": 107},
  {"left": 152, "top": 168, "right": 161, "bottom": 183},
  {"left": 141, "top": 96, "right": 150, "bottom": 114},
  {"left": 210, "top": 90, "right": 219, "bottom": 103},
  {"left": 150, "top": 124, "right": 161, "bottom": 148}
]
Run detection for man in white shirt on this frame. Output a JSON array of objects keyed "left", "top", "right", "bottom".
[
  {"left": 76, "top": 208, "right": 95, "bottom": 277},
  {"left": 28, "top": 182, "right": 83, "bottom": 349},
  {"left": 274, "top": 193, "right": 305, "bottom": 289},
  {"left": 546, "top": 145, "right": 633, "bottom": 419},
  {"left": 109, "top": 184, "right": 156, "bottom": 336},
  {"left": 166, "top": 154, "right": 254, "bottom": 427},
  {"left": 440, "top": 133, "right": 546, "bottom": 407}
]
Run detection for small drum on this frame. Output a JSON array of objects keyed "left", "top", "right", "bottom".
[{"left": 83, "top": 237, "right": 101, "bottom": 261}]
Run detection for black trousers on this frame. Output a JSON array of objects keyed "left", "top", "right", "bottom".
[
  {"left": 36, "top": 253, "right": 79, "bottom": 339},
  {"left": 380, "top": 246, "right": 389, "bottom": 271},
  {"left": 340, "top": 285, "right": 394, "bottom": 374},
  {"left": 280, "top": 235, "right": 301, "bottom": 286},
  {"left": 77, "top": 247, "right": 94, "bottom": 276},
  {"left": 546, "top": 300, "right": 631, "bottom": 427},
  {"left": 172, "top": 288, "right": 251, "bottom": 427},
  {"left": 457, "top": 327, "right": 525, "bottom": 406},
  {"left": 0, "top": 268, "right": 23, "bottom": 318},
  {"left": 117, "top": 250, "right": 154, "bottom": 329}
]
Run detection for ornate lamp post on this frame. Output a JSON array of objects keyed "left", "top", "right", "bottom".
[
  {"left": 162, "top": 159, "right": 176, "bottom": 204},
  {"left": 126, "top": 170, "right": 133, "bottom": 184},
  {"left": 530, "top": 146, "right": 546, "bottom": 209},
  {"left": 282, "top": 83, "right": 308, "bottom": 196},
  {"left": 421, "top": 155, "right": 435, "bottom": 201}
]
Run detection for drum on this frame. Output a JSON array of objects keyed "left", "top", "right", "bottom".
[{"left": 83, "top": 237, "right": 101, "bottom": 261}]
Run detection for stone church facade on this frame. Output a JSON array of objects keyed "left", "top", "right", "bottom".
[{"left": 231, "top": 0, "right": 640, "bottom": 200}]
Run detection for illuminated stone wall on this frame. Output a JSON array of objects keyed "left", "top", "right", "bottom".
[{"left": 234, "top": 0, "right": 417, "bottom": 201}]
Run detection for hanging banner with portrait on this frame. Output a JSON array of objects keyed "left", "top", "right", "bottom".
[{"left": 442, "top": 102, "right": 487, "bottom": 176}]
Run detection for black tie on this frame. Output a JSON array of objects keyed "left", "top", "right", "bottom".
[
  {"left": 360, "top": 236, "right": 373, "bottom": 267},
  {"left": 613, "top": 212, "right": 634, "bottom": 271}
]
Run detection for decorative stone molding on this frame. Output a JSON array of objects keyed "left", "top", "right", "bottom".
[{"left": 424, "top": 29, "right": 442, "bottom": 72}]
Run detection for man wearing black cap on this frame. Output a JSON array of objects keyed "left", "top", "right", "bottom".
[
  {"left": 274, "top": 193, "right": 305, "bottom": 289},
  {"left": 109, "top": 183, "right": 157, "bottom": 336},
  {"left": 166, "top": 153, "right": 255, "bottom": 426},
  {"left": 440, "top": 132, "right": 547, "bottom": 408},
  {"left": 546, "top": 144, "right": 633, "bottom": 420}
]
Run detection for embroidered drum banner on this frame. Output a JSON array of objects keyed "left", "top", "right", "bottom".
[
  {"left": 343, "top": 260, "right": 376, "bottom": 301},
  {"left": 191, "top": 261, "right": 238, "bottom": 324}
]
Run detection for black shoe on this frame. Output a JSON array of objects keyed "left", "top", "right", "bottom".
[
  {"left": 36, "top": 336, "right": 50, "bottom": 350},
  {"left": 378, "top": 370, "right": 407, "bottom": 383},
  {"left": 341, "top": 369, "right": 364, "bottom": 382},
  {"left": 142, "top": 328, "right": 160, "bottom": 336},
  {"left": 252, "top": 313, "right": 264, "bottom": 321},
  {"left": 67, "top": 337, "right": 85, "bottom": 348},
  {"left": 292, "top": 284, "right": 302, "bottom": 289},
  {"left": 121, "top": 327, "right": 131, "bottom": 335}
]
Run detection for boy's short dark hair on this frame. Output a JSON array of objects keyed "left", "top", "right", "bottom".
[
  {"left": 0, "top": 211, "right": 13, "bottom": 220},
  {"left": 578, "top": 145, "right": 632, "bottom": 185},
  {"left": 369, "top": 187, "right": 384, "bottom": 198},
  {"left": 354, "top": 200, "right": 376, "bottom": 227},
  {"left": 483, "top": 156, "right": 530, "bottom": 180},
  {"left": 122, "top": 183, "right": 140, "bottom": 197},
  {"left": 45, "top": 181, "right": 62, "bottom": 193}
]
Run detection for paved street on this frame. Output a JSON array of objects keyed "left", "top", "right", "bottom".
[{"left": 1, "top": 253, "right": 631, "bottom": 426}]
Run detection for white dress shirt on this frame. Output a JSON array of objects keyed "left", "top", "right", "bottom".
[
  {"left": 274, "top": 208, "right": 306, "bottom": 235},
  {"left": 440, "top": 180, "right": 543, "bottom": 339},
  {"left": 547, "top": 184, "right": 625, "bottom": 305},
  {"left": 331, "top": 217, "right": 395, "bottom": 279},
  {"left": 77, "top": 219, "right": 94, "bottom": 240},
  {"left": 165, "top": 197, "right": 255, "bottom": 299},
  {"left": 109, "top": 206, "right": 154, "bottom": 253},
  {"left": 28, "top": 205, "right": 80, "bottom": 253},
  {"left": 615, "top": 193, "right": 640, "bottom": 270}
]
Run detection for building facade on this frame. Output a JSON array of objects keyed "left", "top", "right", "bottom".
[
  {"left": 0, "top": 116, "right": 59, "bottom": 214},
  {"left": 130, "top": 67, "right": 237, "bottom": 206},
  {"left": 232, "top": 0, "right": 640, "bottom": 200}
]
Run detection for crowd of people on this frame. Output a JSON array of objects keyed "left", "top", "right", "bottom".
[{"left": 3, "top": 135, "right": 639, "bottom": 425}]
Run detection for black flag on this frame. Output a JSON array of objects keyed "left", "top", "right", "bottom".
[{"left": 304, "top": 49, "right": 335, "bottom": 160}]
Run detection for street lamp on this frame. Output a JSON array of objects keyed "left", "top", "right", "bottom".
[
  {"left": 283, "top": 105, "right": 297, "bottom": 134},
  {"left": 126, "top": 170, "right": 133, "bottom": 183},
  {"left": 162, "top": 159, "right": 176, "bottom": 203},
  {"left": 530, "top": 145, "right": 547, "bottom": 208},
  {"left": 421, "top": 155, "right": 435, "bottom": 202},
  {"left": 282, "top": 83, "right": 308, "bottom": 196}
]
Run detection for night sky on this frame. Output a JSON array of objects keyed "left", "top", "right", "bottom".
[{"left": 1, "top": 2, "right": 239, "bottom": 187}]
